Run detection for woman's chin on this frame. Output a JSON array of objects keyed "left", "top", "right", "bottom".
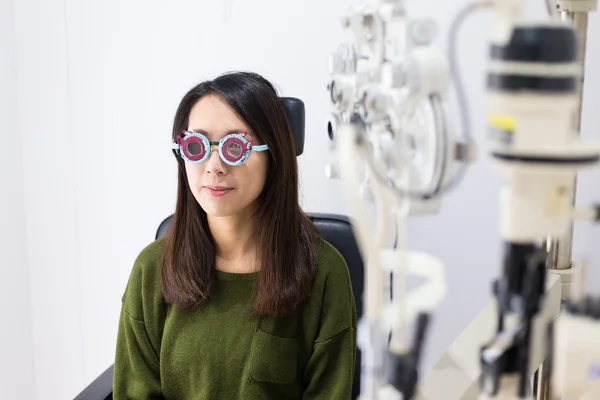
[
  {"left": 196, "top": 191, "right": 259, "bottom": 219},
  {"left": 199, "top": 200, "right": 240, "bottom": 218}
]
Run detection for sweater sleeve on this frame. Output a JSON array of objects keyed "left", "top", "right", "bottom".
[
  {"left": 113, "top": 241, "right": 164, "bottom": 399},
  {"left": 113, "top": 307, "right": 163, "bottom": 399},
  {"left": 302, "top": 327, "right": 356, "bottom": 400},
  {"left": 302, "top": 243, "right": 358, "bottom": 400}
]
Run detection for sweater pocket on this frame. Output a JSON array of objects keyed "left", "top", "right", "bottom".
[{"left": 248, "top": 328, "right": 299, "bottom": 385}]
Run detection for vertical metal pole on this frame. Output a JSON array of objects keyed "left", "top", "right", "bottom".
[
  {"left": 546, "top": 11, "right": 590, "bottom": 275},
  {"left": 536, "top": 358, "right": 552, "bottom": 400},
  {"left": 533, "top": 368, "right": 539, "bottom": 396},
  {"left": 538, "top": 6, "right": 593, "bottom": 400}
]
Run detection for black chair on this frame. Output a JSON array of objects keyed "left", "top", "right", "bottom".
[{"left": 74, "top": 97, "right": 364, "bottom": 399}]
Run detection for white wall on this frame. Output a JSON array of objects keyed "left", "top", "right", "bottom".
[
  {"left": 12, "top": 0, "right": 86, "bottom": 398},
  {"left": 0, "top": 0, "right": 35, "bottom": 397},
  {"left": 6, "top": 0, "right": 600, "bottom": 398}
]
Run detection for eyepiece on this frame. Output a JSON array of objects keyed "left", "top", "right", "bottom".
[{"left": 327, "top": 113, "right": 341, "bottom": 141}]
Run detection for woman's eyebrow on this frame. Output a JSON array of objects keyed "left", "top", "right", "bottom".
[{"left": 192, "top": 128, "right": 253, "bottom": 136}]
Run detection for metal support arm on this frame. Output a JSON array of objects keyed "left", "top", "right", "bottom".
[{"left": 417, "top": 273, "right": 562, "bottom": 400}]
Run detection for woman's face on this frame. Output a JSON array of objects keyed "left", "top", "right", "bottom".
[{"left": 185, "top": 95, "right": 269, "bottom": 219}]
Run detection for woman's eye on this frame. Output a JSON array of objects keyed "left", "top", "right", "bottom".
[
  {"left": 187, "top": 141, "right": 204, "bottom": 155},
  {"left": 226, "top": 143, "right": 243, "bottom": 157}
]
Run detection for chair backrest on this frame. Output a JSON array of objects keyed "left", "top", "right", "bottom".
[
  {"left": 280, "top": 97, "right": 305, "bottom": 156},
  {"left": 155, "top": 212, "right": 364, "bottom": 399},
  {"left": 305, "top": 213, "right": 363, "bottom": 400}
]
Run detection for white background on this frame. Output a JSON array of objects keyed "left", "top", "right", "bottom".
[{"left": 2, "top": 0, "right": 600, "bottom": 398}]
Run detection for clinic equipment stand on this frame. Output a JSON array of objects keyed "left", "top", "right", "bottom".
[{"left": 535, "top": 3, "right": 596, "bottom": 400}]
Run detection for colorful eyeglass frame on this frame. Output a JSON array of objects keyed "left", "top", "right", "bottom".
[{"left": 172, "top": 130, "right": 269, "bottom": 166}]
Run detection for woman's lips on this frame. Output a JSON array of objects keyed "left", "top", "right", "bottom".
[{"left": 204, "top": 186, "right": 233, "bottom": 197}]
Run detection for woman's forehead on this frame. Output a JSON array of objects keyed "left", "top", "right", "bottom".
[{"left": 188, "top": 95, "right": 252, "bottom": 136}]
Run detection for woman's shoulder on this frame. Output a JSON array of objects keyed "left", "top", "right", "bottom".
[
  {"left": 136, "top": 236, "right": 165, "bottom": 263},
  {"left": 315, "top": 237, "right": 348, "bottom": 271},
  {"left": 121, "top": 238, "right": 166, "bottom": 320},
  {"left": 302, "top": 238, "right": 357, "bottom": 339},
  {"left": 129, "top": 237, "right": 165, "bottom": 283},
  {"left": 313, "top": 238, "right": 353, "bottom": 295}
]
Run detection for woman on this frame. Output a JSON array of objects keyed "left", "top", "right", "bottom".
[{"left": 113, "top": 71, "right": 357, "bottom": 399}]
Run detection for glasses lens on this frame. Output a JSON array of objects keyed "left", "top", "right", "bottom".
[
  {"left": 219, "top": 135, "right": 250, "bottom": 165},
  {"left": 186, "top": 140, "right": 204, "bottom": 156},
  {"left": 225, "top": 141, "right": 243, "bottom": 159},
  {"left": 181, "top": 134, "right": 208, "bottom": 162}
]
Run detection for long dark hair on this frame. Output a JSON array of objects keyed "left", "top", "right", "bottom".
[{"left": 161, "top": 71, "right": 320, "bottom": 317}]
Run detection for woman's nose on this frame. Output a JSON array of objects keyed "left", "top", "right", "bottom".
[{"left": 205, "top": 146, "right": 227, "bottom": 175}]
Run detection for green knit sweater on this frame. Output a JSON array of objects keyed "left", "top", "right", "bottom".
[{"left": 113, "top": 237, "right": 357, "bottom": 399}]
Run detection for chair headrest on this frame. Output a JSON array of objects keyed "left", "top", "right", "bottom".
[{"left": 281, "top": 97, "right": 305, "bottom": 156}]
